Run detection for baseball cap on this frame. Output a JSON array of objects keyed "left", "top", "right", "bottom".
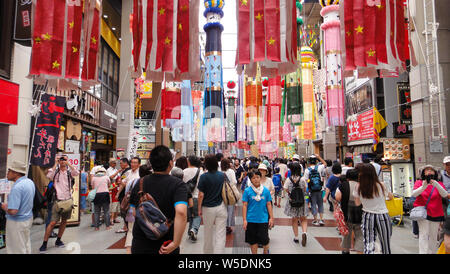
[{"left": 443, "top": 156, "right": 450, "bottom": 164}]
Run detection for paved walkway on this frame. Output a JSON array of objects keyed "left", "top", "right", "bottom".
[{"left": 0, "top": 194, "right": 419, "bottom": 254}]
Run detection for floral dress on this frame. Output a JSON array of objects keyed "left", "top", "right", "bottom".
[{"left": 283, "top": 177, "right": 308, "bottom": 218}]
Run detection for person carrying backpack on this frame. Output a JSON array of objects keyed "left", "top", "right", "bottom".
[
  {"left": 272, "top": 167, "right": 282, "bottom": 208},
  {"left": 303, "top": 155, "right": 327, "bottom": 226},
  {"left": 39, "top": 154, "right": 79, "bottom": 253},
  {"left": 183, "top": 156, "right": 203, "bottom": 242},
  {"left": 283, "top": 162, "right": 308, "bottom": 247}
]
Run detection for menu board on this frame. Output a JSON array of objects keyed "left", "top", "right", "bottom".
[{"left": 383, "top": 138, "right": 411, "bottom": 160}]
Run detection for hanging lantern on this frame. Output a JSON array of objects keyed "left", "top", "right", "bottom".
[{"left": 227, "top": 80, "right": 236, "bottom": 89}]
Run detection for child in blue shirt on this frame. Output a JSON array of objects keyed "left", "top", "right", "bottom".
[{"left": 242, "top": 171, "right": 274, "bottom": 254}]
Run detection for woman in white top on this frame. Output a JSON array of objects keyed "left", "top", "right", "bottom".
[
  {"left": 353, "top": 163, "right": 393, "bottom": 254},
  {"left": 221, "top": 158, "right": 237, "bottom": 234},
  {"left": 258, "top": 164, "right": 275, "bottom": 197}
]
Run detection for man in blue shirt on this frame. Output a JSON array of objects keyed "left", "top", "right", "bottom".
[
  {"left": 0, "top": 161, "right": 35, "bottom": 254},
  {"left": 242, "top": 171, "right": 274, "bottom": 254}
]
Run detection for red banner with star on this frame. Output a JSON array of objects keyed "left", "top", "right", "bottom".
[
  {"left": 176, "top": 0, "right": 190, "bottom": 73},
  {"left": 82, "top": 4, "right": 101, "bottom": 82},
  {"left": 253, "top": 0, "right": 265, "bottom": 62},
  {"left": 65, "top": 2, "right": 83, "bottom": 79},
  {"left": 265, "top": 0, "right": 280, "bottom": 62},
  {"left": 132, "top": 0, "right": 143, "bottom": 73},
  {"left": 30, "top": 0, "right": 66, "bottom": 77}
]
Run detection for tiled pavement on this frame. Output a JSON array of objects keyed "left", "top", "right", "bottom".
[{"left": 0, "top": 194, "right": 419, "bottom": 254}]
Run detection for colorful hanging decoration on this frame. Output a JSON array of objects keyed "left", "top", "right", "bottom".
[
  {"left": 244, "top": 72, "right": 263, "bottom": 142},
  {"left": 227, "top": 80, "right": 236, "bottom": 89},
  {"left": 320, "top": 2, "right": 345, "bottom": 126},
  {"left": 202, "top": 0, "right": 225, "bottom": 142},
  {"left": 131, "top": 0, "right": 201, "bottom": 82},
  {"left": 373, "top": 107, "right": 388, "bottom": 151},
  {"left": 282, "top": 69, "right": 303, "bottom": 127},
  {"left": 29, "top": 0, "right": 100, "bottom": 88},
  {"left": 300, "top": 46, "right": 316, "bottom": 140},
  {"left": 236, "top": 0, "right": 298, "bottom": 77},
  {"left": 170, "top": 80, "right": 195, "bottom": 141},
  {"left": 341, "top": 0, "right": 409, "bottom": 78},
  {"left": 265, "top": 76, "right": 282, "bottom": 142},
  {"left": 161, "top": 83, "right": 181, "bottom": 126},
  {"left": 236, "top": 71, "right": 246, "bottom": 141}
]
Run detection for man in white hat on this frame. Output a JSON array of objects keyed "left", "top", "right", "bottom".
[{"left": 0, "top": 161, "right": 35, "bottom": 254}]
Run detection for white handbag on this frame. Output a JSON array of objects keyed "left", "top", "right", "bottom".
[{"left": 409, "top": 186, "right": 435, "bottom": 221}]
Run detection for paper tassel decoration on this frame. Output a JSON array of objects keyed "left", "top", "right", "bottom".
[
  {"left": 226, "top": 98, "right": 236, "bottom": 142},
  {"left": 131, "top": 0, "right": 201, "bottom": 82},
  {"left": 266, "top": 76, "right": 282, "bottom": 142},
  {"left": 202, "top": 0, "right": 225, "bottom": 142},
  {"left": 341, "top": 0, "right": 408, "bottom": 78},
  {"left": 245, "top": 74, "right": 263, "bottom": 142},
  {"left": 320, "top": 3, "right": 345, "bottom": 126},
  {"left": 236, "top": 71, "right": 246, "bottom": 141},
  {"left": 161, "top": 84, "right": 181, "bottom": 126},
  {"left": 300, "top": 46, "right": 315, "bottom": 140},
  {"left": 236, "top": 0, "right": 298, "bottom": 77},
  {"left": 30, "top": 0, "right": 99, "bottom": 87}
]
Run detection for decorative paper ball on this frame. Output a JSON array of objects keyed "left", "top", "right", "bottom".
[
  {"left": 297, "top": 17, "right": 303, "bottom": 25},
  {"left": 227, "top": 80, "right": 236, "bottom": 89},
  {"left": 301, "top": 46, "right": 314, "bottom": 63},
  {"left": 204, "top": 0, "right": 224, "bottom": 9},
  {"left": 281, "top": 79, "right": 285, "bottom": 88},
  {"left": 262, "top": 78, "right": 269, "bottom": 87},
  {"left": 319, "top": 0, "right": 339, "bottom": 8}
]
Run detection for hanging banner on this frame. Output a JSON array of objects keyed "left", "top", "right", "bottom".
[
  {"left": 347, "top": 108, "right": 374, "bottom": 142},
  {"left": 30, "top": 94, "right": 66, "bottom": 168},
  {"left": 14, "top": 0, "right": 32, "bottom": 43}
]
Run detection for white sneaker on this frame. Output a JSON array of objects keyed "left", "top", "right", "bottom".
[
  {"left": 312, "top": 220, "right": 320, "bottom": 226},
  {"left": 319, "top": 220, "right": 325, "bottom": 226}
]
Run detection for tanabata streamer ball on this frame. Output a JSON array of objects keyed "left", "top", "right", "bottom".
[
  {"left": 297, "top": 17, "right": 304, "bottom": 26},
  {"left": 296, "top": 1, "right": 302, "bottom": 12},
  {"left": 227, "top": 81, "right": 236, "bottom": 89},
  {"left": 301, "top": 46, "right": 314, "bottom": 63},
  {"left": 319, "top": 0, "right": 339, "bottom": 7},
  {"left": 262, "top": 78, "right": 269, "bottom": 87}
]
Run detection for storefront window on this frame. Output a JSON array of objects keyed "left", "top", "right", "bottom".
[
  {"left": 346, "top": 84, "right": 373, "bottom": 116},
  {"left": 98, "top": 39, "right": 119, "bottom": 108}
]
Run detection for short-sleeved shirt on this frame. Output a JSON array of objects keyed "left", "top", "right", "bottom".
[
  {"left": 47, "top": 168, "right": 79, "bottom": 200},
  {"left": 197, "top": 171, "right": 224, "bottom": 207},
  {"left": 326, "top": 175, "right": 341, "bottom": 199},
  {"left": 235, "top": 165, "right": 244, "bottom": 182},
  {"left": 90, "top": 175, "right": 111, "bottom": 193},
  {"left": 130, "top": 174, "right": 188, "bottom": 254},
  {"left": 6, "top": 176, "right": 35, "bottom": 222},
  {"left": 242, "top": 186, "right": 272, "bottom": 223},
  {"left": 183, "top": 167, "right": 204, "bottom": 199}
]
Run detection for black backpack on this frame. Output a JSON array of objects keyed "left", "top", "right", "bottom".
[
  {"left": 289, "top": 180, "right": 305, "bottom": 208},
  {"left": 186, "top": 168, "right": 201, "bottom": 194}
]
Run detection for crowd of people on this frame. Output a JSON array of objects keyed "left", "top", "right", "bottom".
[{"left": 1, "top": 148, "right": 450, "bottom": 254}]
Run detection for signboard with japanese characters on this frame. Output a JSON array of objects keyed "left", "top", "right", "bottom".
[
  {"left": 30, "top": 94, "right": 66, "bottom": 168},
  {"left": 397, "top": 82, "right": 412, "bottom": 124},
  {"left": 391, "top": 163, "right": 415, "bottom": 197},
  {"left": 382, "top": 138, "right": 411, "bottom": 161},
  {"left": 65, "top": 153, "right": 80, "bottom": 226},
  {"left": 347, "top": 109, "right": 374, "bottom": 142}
]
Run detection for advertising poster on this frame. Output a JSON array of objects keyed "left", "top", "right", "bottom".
[
  {"left": 347, "top": 108, "right": 374, "bottom": 142},
  {"left": 391, "top": 163, "right": 415, "bottom": 197}
]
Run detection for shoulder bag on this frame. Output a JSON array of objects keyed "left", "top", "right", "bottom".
[
  {"left": 409, "top": 186, "right": 435, "bottom": 221},
  {"left": 135, "top": 177, "right": 173, "bottom": 240},
  {"left": 222, "top": 173, "right": 241, "bottom": 206},
  {"left": 55, "top": 169, "right": 75, "bottom": 214},
  {"left": 186, "top": 168, "right": 201, "bottom": 194}
]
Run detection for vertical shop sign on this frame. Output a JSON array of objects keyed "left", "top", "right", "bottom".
[
  {"left": 14, "top": 0, "right": 32, "bottom": 42},
  {"left": 30, "top": 94, "right": 66, "bottom": 168},
  {"left": 397, "top": 82, "right": 411, "bottom": 124}
]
